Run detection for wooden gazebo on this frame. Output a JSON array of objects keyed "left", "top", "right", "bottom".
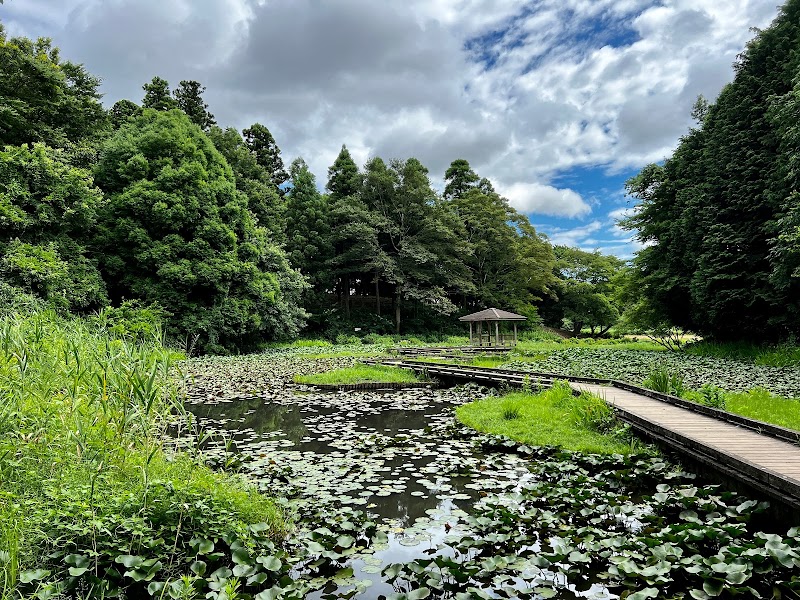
[{"left": 459, "top": 308, "right": 527, "bottom": 347}]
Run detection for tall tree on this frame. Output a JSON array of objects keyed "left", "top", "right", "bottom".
[
  {"left": 363, "top": 157, "right": 471, "bottom": 332},
  {"left": 207, "top": 126, "right": 285, "bottom": 242},
  {"left": 141, "top": 76, "right": 177, "bottom": 111},
  {"left": 285, "top": 158, "right": 332, "bottom": 315},
  {"left": 444, "top": 158, "right": 480, "bottom": 200},
  {"left": 243, "top": 123, "right": 288, "bottom": 194},
  {"left": 624, "top": 0, "right": 800, "bottom": 341},
  {"left": 325, "top": 145, "right": 367, "bottom": 318},
  {"left": 0, "top": 27, "right": 108, "bottom": 147},
  {"left": 94, "top": 109, "right": 304, "bottom": 352},
  {"left": 173, "top": 80, "right": 216, "bottom": 129}
]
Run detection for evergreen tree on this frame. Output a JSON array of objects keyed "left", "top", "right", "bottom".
[
  {"left": 625, "top": 0, "right": 800, "bottom": 340},
  {"left": 243, "top": 123, "right": 288, "bottom": 194},
  {"left": 109, "top": 99, "right": 142, "bottom": 129},
  {"left": 285, "top": 158, "right": 332, "bottom": 314},
  {"left": 444, "top": 158, "right": 479, "bottom": 200},
  {"left": 142, "top": 76, "right": 177, "bottom": 111},
  {"left": 207, "top": 126, "right": 285, "bottom": 242},
  {"left": 326, "top": 145, "right": 362, "bottom": 199},
  {"left": 173, "top": 80, "right": 216, "bottom": 129}
]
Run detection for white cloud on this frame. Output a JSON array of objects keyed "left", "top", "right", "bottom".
[
  {"left": 0, "top": 0, "right": 780, "bottom": 222},
  {"left": 502, "top": 182, "right": 592, "bottom": 218}
]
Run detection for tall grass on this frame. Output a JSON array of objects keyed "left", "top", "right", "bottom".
[
  {"left": 0, "top": 311, "right": 286, "bottom": 597},
  {"left": 294, "top": 364, "right": 424, "bottom": 385}
]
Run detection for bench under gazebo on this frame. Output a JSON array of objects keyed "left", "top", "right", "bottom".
[{"left": 459, "top": 308, "right": 527, "bottom": 347}]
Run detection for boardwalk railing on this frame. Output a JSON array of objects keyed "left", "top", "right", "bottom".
[{"left": 370, "top": 358, "right": 800, "bottom": 512}]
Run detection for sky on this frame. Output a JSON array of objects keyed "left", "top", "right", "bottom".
[{"left": 0, "top": 0, "right": 782, "bottom": 258}]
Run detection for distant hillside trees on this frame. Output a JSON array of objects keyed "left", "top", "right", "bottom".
[{"left": 624, "top": 0, "right": 800, "bottom": 341}]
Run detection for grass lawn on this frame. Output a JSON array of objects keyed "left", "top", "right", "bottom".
[
  {"left": 294, "top": 363, "right": 423, "bottom": 385},
  {"left": 722, "top": 389, "right": 800, "bottom": 431},
  {"left": 456, "top": 382, "right": 635, "bottom": 454}
]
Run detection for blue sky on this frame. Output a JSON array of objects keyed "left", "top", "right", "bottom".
[{"left": 0, "top": 0, "right": 782, "bottom": 258}]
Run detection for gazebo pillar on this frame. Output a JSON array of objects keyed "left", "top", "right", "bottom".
[
  {"left": 495, "top": 322, "right": 500, "bottom": 347},
  {"left": 469, "top": 321, "right": 473, "bottom": 345},
  {"left": 513, "top": 323, "right": 518, "bottom": 346}
]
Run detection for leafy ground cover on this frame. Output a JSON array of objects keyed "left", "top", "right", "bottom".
[
  {"left": 505, "top": 347, "right": 800, "bottom": 398},
  {"left": 0, "top": 312, "right": 288, "bottom": 599},
  {"left": 456, "top": 382, "right": 635, "bottom": 454},
  {"left": 685, "top": 340, "right": 800, "bottom": 368},
  {"left": 294, "top": 364, "right": 424, "bottom": 385},
  {"left": 178, "top": 350, "right": 799, "bottom": 599}
]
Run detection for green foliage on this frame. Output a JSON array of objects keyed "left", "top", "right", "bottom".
[
  {"left": 93, "top": 109, "right": 303, "bottom": 352},
  {"left": 286, "top": 158, "right": 332, "bottom": 313},
  {"left": 141, "top": 76, "right": 177, "bottom": 111},
  {"left": 242, "top": 123, "right": 288, "bottom": 194},
  {"left": 207, "top": 126, "right": 285, "bottom": 243},
  {"left": 624, "top": 2, "right": 800, "bottom": 341},
  {"left": 0, "top": 311, "right": 287, "bottom": 598},
  {"left": 0, "top": 26, "right": 109, "bottom": 147},
  {"left": 642, "top": 363, "right": 686, "bottom": 396},
  {"left": 91, "top": 299, "right": 168, "bottom": 343},
  {"left": 685, "top": 340, "right": 800, "bottom": 367},
  {"left": 173, "top": 80, "right": 216, "bottom": 129},
  {"left": 456, "top": 382, "right": 633, "bottom": 454},
  {"left": 294, "top": 363, "right": 422, "bottom": 385},
  {"left": 0, "top": 143, "right": 108, "bottom": 311}
]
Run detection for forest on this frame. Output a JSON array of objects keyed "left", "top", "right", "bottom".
[{"left": 2, "top": 0, "right": 800, "bottom": 353}]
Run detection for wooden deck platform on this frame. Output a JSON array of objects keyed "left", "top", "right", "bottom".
[{"left": 372, "top": 358, "right": 800, "bottom": 512}]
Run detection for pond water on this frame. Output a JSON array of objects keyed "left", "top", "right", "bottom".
[{"left": 179, "top": 354, "right": 799, "bottom": 599}]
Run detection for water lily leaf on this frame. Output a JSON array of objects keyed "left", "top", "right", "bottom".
[
  {"left": 702, "top": 579, "right": 725, "bottom": 597},
  {"left": 114, "top": 555, "right": 143, "bottom": 569},
  {"left": 190, "top": 560, "right": 206, "bottom": 576},
  {"left": 19, "top": 569, "right": 50, "bottom": 584},
  {"left": 255, "top": 586, "right": 283, "bottom": 600},
  {"left": 68, "top": 567, "right": 90, "bottom": 577},
  {"left": 408, "top": 588, "right": 431, "bottom": 599},
  {"left": 257, "top": 556, "right": 282, "bottom": 571},
  {"left": 336, "top": 535, "right": 355, "bottom": 549},
  {"left": 628, "top": 588, "right": 659, "bottom": 599}
]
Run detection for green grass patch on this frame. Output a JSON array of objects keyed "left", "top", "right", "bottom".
[
  {"left": 725, "top": 388, "right": 800, "bottom": 430},
  {"left": 456, "top": 381, "right": 635, "bottom": 454},
  {"left": 294, "top": 363, "right": 423, "bottom": 385}
]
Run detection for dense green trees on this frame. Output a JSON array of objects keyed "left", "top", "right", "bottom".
[
  {"left": 0, "top": 144, "right": 108, "bottom": 310},
  {"left": 0, "top": 25, "right": 619, "bottom": 347},
  {"left": 0, "top": 26, "right": 108, "bottom": 148},
  {"left": 541, "top": 246, "right": 624, "bottom": 335},
  {"left": 93, "top": 110, "right": 301, "bottom": 352},
  {"left": 624, "top": 0, "right": 800, "bottom": 341}
]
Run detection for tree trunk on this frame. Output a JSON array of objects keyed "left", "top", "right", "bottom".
[
  {"left": 375, "top": 278, "right": 381, "bottom": 316},
  {"left": 344, "top": 275, "right": 350, "bottom": 319},
  {"left": 395, "top": 290, "right": 401, "bottom": 334}
]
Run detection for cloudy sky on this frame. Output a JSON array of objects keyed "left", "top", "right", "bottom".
[{"left": 1, "top": 0, "right": 781, "bottom": 257}]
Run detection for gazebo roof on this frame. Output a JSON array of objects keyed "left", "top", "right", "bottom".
[{"left": 459, "top": 308, "right": 528, "bottom": 322}]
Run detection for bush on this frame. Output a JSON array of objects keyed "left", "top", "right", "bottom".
[
  {"left": 91, "top": 300, "right": 168, "bottom": 343},
  {"left": 643, "top": 364, "right": 685, "bottom": 396},
  {"left": 334, "top": 333, "right": 361, "bottom": 345}
]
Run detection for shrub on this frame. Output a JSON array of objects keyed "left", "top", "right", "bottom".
[
  {"left": 334, "top": 333, "right": 361, "bottom": 345},
  {"left": 643, "top": 364, "right": 685, "bottom": 396}
]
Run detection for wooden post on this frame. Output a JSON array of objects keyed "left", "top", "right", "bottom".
[
  {"left": 495, "top": 322, "right": 499, "bottom": 347},
  {"left": 469, "top": 321, "right": 473, "bottom": 345},
  {"left": 513, "top": 323, "right": 518, "bottom": 346}
]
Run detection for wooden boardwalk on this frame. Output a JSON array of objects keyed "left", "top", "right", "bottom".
[
  {"left": 575, "top": 383, "right": 800, "bottom": 511},
  {"left": 372, "top": 359, "right": 800, "bottom": 512}
]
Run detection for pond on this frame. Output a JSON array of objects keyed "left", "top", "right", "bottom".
[{"left": 179, "top": 352, "right": 800, "bottom": 599}]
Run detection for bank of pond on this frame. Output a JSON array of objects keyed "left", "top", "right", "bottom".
[{"left": 1, "top": 317, "right": 799, "bottom": 600}]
